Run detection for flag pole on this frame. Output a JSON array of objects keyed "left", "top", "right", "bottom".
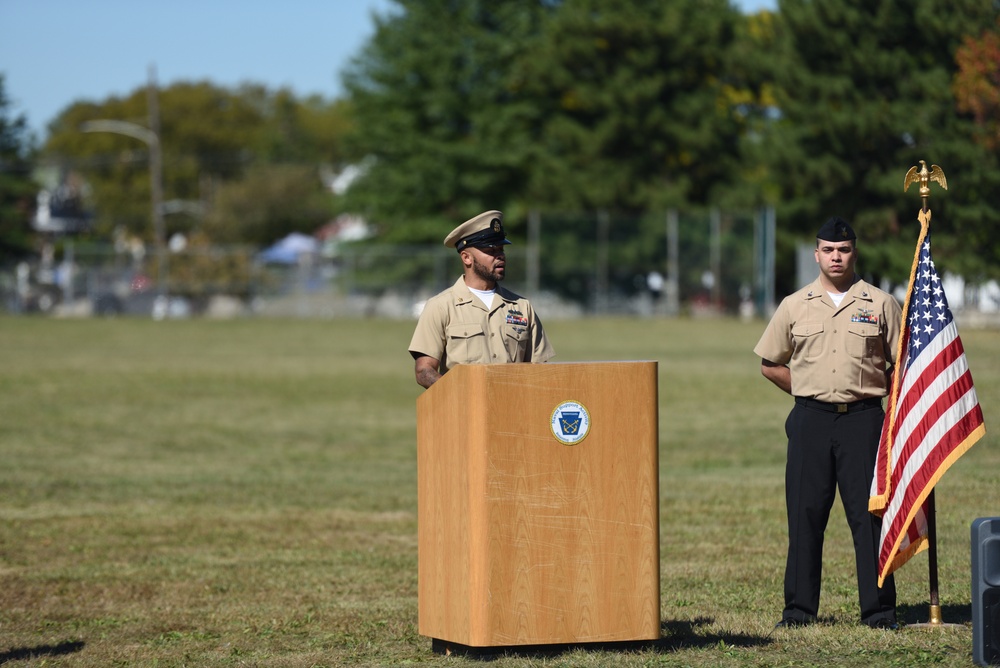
[
  {"left": 876, "top": 160, "right": 985, "bottom": 629},
  {"left": 901, "top": 162, "right": 958, "bottom": 629},
  {"left": 909, "top": 489, "right": 961, "bottom": 628},
  {"left": 917, "top": 490, "right": 945, "bottom": 625}
]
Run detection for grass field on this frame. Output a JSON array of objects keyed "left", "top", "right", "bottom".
[{"left": 1, "top": 316, "right": 998, "bottom": 667}]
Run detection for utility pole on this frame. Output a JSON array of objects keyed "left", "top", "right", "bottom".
[
  {"left": 147, "top": 64, "right": 166, "bottom": 298},
  {"left": 754, "top": 205, "right": 776, "bottom": 316},
  {"left": 665, "top": 209, "right": 679, "bottom": 316},
  {"left": 526, "top": 209, "right": 540, "bottom": 296},
  {"left": 595, "top": 209, "right": 609, "bottom": 314},
  {"left": 81, "top": 64, "right": 167, "bottom": 304},
  {"left": 710, "top": 208, "right": 721, "bottom": 308}
]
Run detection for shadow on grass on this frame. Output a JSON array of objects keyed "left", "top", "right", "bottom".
[
  {"left": 431, "top": 618, "right": 772, "bottom": 660},
  {"left": 897, "top": 602, "right": 971, "bottom": 626},
  {"left": 0, "top": 640, "right": 85, "bottom": 665},
  {"left": 657, "top": 617, "right": 771, "bottom": 650}
]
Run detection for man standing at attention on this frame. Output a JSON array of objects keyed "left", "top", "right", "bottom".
[
  {"left": 754, "top": 217, "right": 901, "bottom": 630},
  {"left": 409, "top": 210, "right": 554, "bottom": 389}
]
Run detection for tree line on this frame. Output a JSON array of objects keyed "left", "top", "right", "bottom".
[{"left": 1, "top": 0, "right": 998, "bottom": 297}]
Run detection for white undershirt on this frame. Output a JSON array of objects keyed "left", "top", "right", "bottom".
[
  {"left": 828, "top": 291, "right": 846, "bottom": 307},
  {"left": 469, "top": 286, "right": 495, "bottom": 309}
]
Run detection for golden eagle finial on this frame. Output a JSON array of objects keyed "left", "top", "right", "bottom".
[
  {"left": 904, "top": 160, "right": 947, "bottom": 212},
  {"left": 904, "top": 160, "right": 947, "bottom": 197}
]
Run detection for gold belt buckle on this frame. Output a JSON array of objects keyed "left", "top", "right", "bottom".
[{"left": 835, "top": 403, "right": 848, "bottom": 413}]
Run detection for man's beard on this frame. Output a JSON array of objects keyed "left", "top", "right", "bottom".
[{"left": 473, "top": 257, "right": 502, "bottom": 283}]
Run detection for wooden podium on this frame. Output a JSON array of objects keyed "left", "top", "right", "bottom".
[{"left": 417, "top": 361, "right": 660, "bottom": 649}]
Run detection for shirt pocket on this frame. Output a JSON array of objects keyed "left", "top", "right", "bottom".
[
  {"left": 791, "top": 322, "right": 824, "bottom": 360},
  {"left": 848, "top": 323, "right": 883, "bottom": 363},
  {"left": 446, "top": 323, "right": 487, "bottom": 364},
  {"left": 504, "top": 324, "right": 530, "bottom": 361}
]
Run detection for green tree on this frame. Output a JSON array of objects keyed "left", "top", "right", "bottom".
[
  {"left": 42, "top": 81, "right": 347, "bottom": 246},
  {"left": 339, "top": 0, "right": 754, "bottom": 305},
  {"left": 341, "top": 0, "right": 554, "bottom": 242},
  {"left": 248, "top": 88, "right": 357, "bottom": 166},
  {"left": 201, "top": 164, "right": 333, "bottom": 246},
  {"left": 514, "top": 0, "right": 744, "bottom": 212},
  {"left": 764, "top": 0, "right": 1000, "bottom": 283},
  {"left": 725, "top": 9, "right": 783, "bottom": 208},
  {"left": 0, "top": 73, "right": 37, "bottom": 259},
  {"left": 953, "top": 18, "right": 1000, "bottom": 152},
  {"left": 43, "top": 82, "right": 266, "bottom": 240},
  {"left": 511, "top": 0, "right": 748, "bottom": 307},
  {"left": 341, "top": 0, "right": 747, "bottom": 239}
]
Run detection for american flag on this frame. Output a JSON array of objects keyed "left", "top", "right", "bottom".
[{"left": 869, "top": 218, "right": 986, "bottom": 586}]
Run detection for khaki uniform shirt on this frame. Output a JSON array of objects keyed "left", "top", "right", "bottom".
[
  {"left": 753, "top": 277, "right": 902, "bottom": 403},
  {"left": 408, "top": 276, "right": 555, "bottom": 374}
]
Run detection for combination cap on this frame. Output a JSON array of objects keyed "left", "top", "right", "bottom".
[{"left": 443, "top": 210, "right": 511, "bottom": 251}]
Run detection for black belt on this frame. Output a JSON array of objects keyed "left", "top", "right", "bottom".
[{"left": 795, "top": 396, "right": 883, "bottom": 414}]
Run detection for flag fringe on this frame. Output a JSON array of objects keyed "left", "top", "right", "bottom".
[
  {"left": 878, "top": 537, "right": 928, "bottom": 587},
  {"left": 869, "top": 492, "right": 888, "bottom": 514}
]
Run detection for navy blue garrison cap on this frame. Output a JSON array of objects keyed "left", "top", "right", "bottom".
[{"left": 816, "top": 217, "right": 856, "bottom": 241}]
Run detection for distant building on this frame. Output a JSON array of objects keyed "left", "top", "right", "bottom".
[{"left": 32, "top": 172, "right": 92, "bottom": 234}]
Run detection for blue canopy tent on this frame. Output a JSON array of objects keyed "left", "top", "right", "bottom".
[{"left": 257, "top": 233, "right": 319, "bottom": 265}]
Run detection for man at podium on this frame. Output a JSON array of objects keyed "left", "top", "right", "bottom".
[{"left": 408, "top": 210, "right": 555, "bottom": 389}]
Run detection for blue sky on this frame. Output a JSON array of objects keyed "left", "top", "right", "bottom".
[{"left": 1, "top": 0, "right": 775, "bottom": 137}]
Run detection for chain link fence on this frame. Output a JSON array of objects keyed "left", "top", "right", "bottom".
[
  {"left": 16, "top": 206, "right": 998, "bottom": 322},
  {"left": 0, "top": 208, "right": 777, "bottom": 320}
]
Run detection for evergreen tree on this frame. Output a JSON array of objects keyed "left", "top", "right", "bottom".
[
  {"left": 514, "top": 0, "right": 743, "bottom": 212},
  {"left": 765, "top": 0, "right": 1000, "bottom": 283},
  {"left": 341, "top": 0, "right": 745, "bottom": 233},
  {"left": 340, "top": 0, "right": 553, "bottom": 242},
  {"left": 0, "top": 74, "right": 37, "bottom": 260}
]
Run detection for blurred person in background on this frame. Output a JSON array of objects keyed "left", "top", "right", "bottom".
[
  {"left": 408, "top": 210, "right": 554, "bottom": 389},
  {"left": 753, "top": 217, "right": 901, "bottom": 630}
]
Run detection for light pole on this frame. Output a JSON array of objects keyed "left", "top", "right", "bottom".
[{"left": 81, "top": 66, "right": 166, "bottom": 301}]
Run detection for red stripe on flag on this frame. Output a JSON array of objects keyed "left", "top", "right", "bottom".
[
  {"left": 870, "top": 216, "right": 986, "bottom": 586},
  {"left": 879, "top": 392, "right": 984, "bottom": 570},
  {"left": 892, "top": 365, "right": 976, "bottom": 479}
]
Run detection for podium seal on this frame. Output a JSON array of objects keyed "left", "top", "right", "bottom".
[{"left": 550, "top": 400, "right": 591, "bottom": 445}]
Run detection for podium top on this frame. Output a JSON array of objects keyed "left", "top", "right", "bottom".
[
  {"left": 425, "top": 360, "right": 656, "bottom": 389},
  {"left": 418, "top": 361, "right": 658, "bottom": 413}
]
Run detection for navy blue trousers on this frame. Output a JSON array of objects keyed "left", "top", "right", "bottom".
[{"left": 782, "top": 402, "right": 897, "bottom": 624}]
